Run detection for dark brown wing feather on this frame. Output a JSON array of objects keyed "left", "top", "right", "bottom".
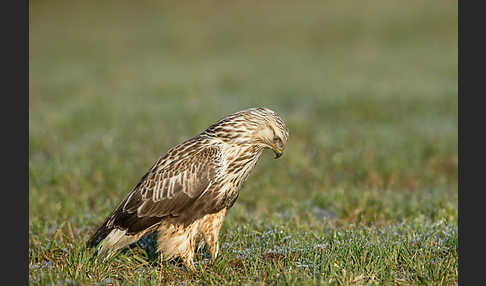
[{"left": 87, "top": 142, "right": 222, "bottom": 247}]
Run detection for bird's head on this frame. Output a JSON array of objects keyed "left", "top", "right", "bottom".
[
  {"left": 205, "top": 107, "right": 289, "bottom": 159},
  {"left": 250, "top": 108, "right": 289, "bottom": 159}
]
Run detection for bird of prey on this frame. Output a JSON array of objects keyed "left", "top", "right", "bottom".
[{"left": 86, "top": 107, "right": 289, "bottom": 270}]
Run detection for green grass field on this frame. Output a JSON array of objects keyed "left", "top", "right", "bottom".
[{"left": 29, "top": 0, "right": 458, "bottom": 284}]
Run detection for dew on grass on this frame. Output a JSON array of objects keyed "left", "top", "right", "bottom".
[{"left": 31, "top": 261, "right": 55, "bottom": 270}]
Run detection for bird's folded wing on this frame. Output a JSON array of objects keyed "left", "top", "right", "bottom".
[{"left": 115, "top": 145, "right": 222, "bottom": 221}]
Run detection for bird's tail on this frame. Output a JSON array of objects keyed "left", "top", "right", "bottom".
[
  {"left": 86, "top": 220, "right": 113, "bottom": 250},
  {"left": 87, "top": 220, "right": 131, "bottom": 259}
]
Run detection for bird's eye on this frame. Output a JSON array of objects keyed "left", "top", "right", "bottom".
[{"left": 273, "top": 136, "right": 282, "bottom": 145}]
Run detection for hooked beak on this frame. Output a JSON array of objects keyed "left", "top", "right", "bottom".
[{"left": 272, "top": 144, "right": 284, "bottom": 159}]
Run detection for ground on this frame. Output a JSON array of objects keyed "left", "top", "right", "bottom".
[{"left": 29, "top": 1, "right": 457, "bottom": 285}]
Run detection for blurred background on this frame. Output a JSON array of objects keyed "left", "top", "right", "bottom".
[{"left": 30, "top": 0, "right": 457, "bottom": 231}]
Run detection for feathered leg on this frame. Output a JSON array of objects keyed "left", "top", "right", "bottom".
[
  {"left": 157, "top": 219, "right": 200, "bottom": 271},
  {"left": 199, "top": 208, "right": 227, "bottom": 261}
]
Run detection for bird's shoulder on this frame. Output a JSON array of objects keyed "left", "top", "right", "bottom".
[{"left": 155, "top": 136, "right": 223, "bottom": 169}]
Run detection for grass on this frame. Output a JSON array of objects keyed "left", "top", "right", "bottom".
[{"left": 29, "top": 0, "right": 457, "bottom": 284}]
